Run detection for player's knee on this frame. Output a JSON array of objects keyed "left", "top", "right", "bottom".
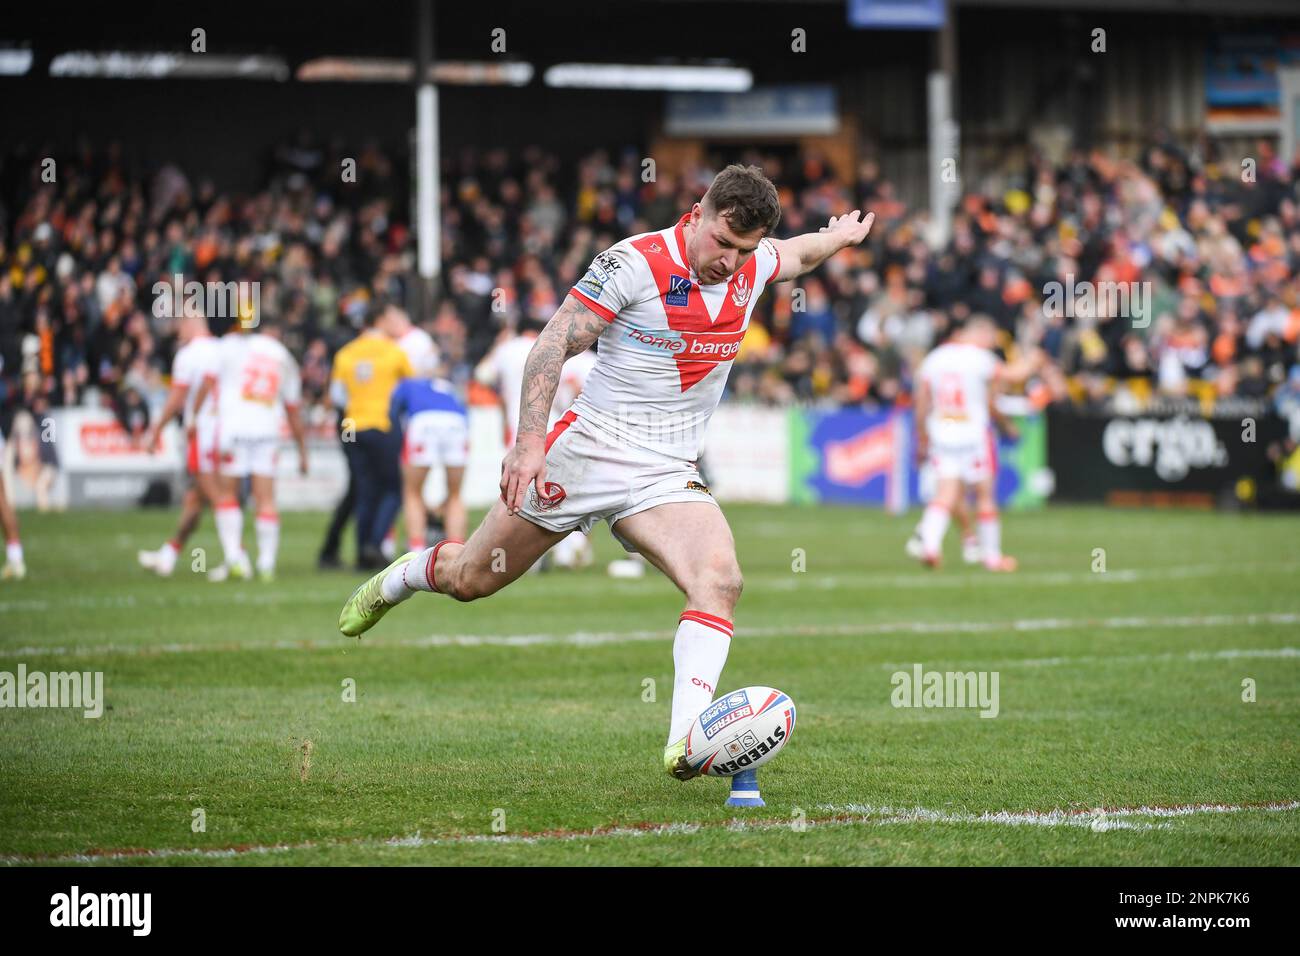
[{"left": 699, "top": 557, "right": 743, "bottom": 607}]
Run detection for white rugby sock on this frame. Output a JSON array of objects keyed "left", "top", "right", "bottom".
[
  {"left": 214, "top": 501, "right": 244, "bottom": 567},
  {"left": 918, "top": 504, "right": 950, "bottom": 558},
  {"left": 157, "top": 540, "right": 179, "bottom": 574},
  {"left": 978, "top": 510, "right": 1002, "bottom": 565},
  {"left": 381, "top": 540, "right": 460, "bottom": 604},
  {"left": 5, "top": 540, "right": 22, "bottom": 565},
  {"left": 255, "top": 511, "right": 280, "bottom": 573},
  {"left": 668, "top": 610, "right": 734, "bottom": 745}
]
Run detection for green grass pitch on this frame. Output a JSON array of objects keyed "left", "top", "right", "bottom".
[{"left": 1, "top": 504, "right": 1297, "bottom": 866}]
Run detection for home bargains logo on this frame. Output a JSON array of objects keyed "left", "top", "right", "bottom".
[
  {"left": 699, "top": 691, "right": 752, "bottom": 739},
  {"left": 824, "top": 425, "right": 893, "bottom": 485},
  {"left": 79, "top": 422, "right": 138, "bottom": 456}
]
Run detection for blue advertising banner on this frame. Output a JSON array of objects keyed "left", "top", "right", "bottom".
[
  {"left": 664, "top": 85, "right": 839, "bottom": 137},
  {"left": 791, "top": 408, "right": 1046, "bottom": 511},
  {"left": 791, "top": 409, "right": 910, "bottom": 511},
  {"left": 847, "top": 0, "right": 946, "bottom": 31}
]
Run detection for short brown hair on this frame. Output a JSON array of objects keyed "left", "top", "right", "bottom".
[{"left": 701, "top": 164, "right": 782, "bottom": 236}]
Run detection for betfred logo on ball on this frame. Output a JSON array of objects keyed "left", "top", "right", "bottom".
[
  {"left": 698, "top": 691, "right": 753, "bottom": 740},
  {"left": 685, "top": 686, "right": 797, "bottom": 777}
]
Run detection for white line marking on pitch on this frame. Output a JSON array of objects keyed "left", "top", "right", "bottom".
[
  {"left": 3, "top": 613, "right": 1298, "bottom": 658},
  {"left": 880, "top": 645, "right": 1300, "bottom": 671},
  {"left": 1, "top": 560, "right": 1294, "bottom": 616},
  {"left": 5, "top": 800, "right": 1296, "bottom": 864},
  {"left": 764, "top": 562, "right": 1300, "bottom": 592}
]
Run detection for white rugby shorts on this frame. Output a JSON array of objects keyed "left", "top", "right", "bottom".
[
  {"left": 404, "top": 410, "right": 469, "bottom": 469},
  {"left": 929, "top": 429, "right": 996, "bottom": 484},
  {"left": 218, "top": 433, "right": 279, "bottom": 478},
  {"left": 517, "top": 411, "right": 718, "bottom": 552}
]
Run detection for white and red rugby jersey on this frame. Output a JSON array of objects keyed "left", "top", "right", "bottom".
[
  {"left": 171, "top": 334, "right": 220, "bottom": 429},
  {"left": 917, "top": 342, "right": 999, "bottom": 447},
  {"left": 210, "top": 332, "right": 302, "bottom": 440},
  {"left": 566, "top": 212, "right": 781, "bottom": 459}
]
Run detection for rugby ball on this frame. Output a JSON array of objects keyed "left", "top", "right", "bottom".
[{"left": 684, "top": 686, "right": 796, "bottom": 777}]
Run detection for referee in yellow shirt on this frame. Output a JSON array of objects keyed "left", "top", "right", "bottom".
[{"left": 330, "top": 301, "right": 414, "bottom": 569}]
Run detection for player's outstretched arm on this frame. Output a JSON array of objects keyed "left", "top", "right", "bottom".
[
  {"left": 769, "top": 210, "right": 875, "bottom": 282},
  {"left": 143, "top": 382, "right": 189, "bottom": 452},
  {"left": 995, "top": 347, "right": 1048, "bottom": 387},
  {"left": 285, "top": 402, "right": 309, "bottom": 475},
  {"left": 500, "top": 294, "right": 607, "bottom": 513},
  {"left": 913, "top": 377, "right": 932, "bottom": 463}
]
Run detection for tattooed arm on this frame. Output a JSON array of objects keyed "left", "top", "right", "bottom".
[{"left": 499, "top": 294, "right": 608, "bottom": 514}]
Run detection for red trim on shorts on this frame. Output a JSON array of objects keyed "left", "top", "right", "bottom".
[
  {"left": 568, "top": 287, "right": 617, "bottom": 322},
  {"left": 679, "top": 609, "right": 734, "bottom": 638},
  {"left": 544, "top": 411, "right": 578, "bottom": 453}
]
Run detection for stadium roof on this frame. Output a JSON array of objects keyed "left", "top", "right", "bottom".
[{"left": 1, "top": 0, "right": 1293, "bottom": 75}]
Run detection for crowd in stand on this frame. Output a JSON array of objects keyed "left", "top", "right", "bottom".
[{"left": 1, "top": 133, "right": 1298, "bottom": 444}]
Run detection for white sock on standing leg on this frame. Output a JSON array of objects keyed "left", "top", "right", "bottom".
[
  {"left": 255, "top": 512, "right": 280, "bottom": 573},
  {"left": 214, "top": 502, "right": 244, "bottom": 568},
  {"left": 667, "top": 610, "right": 734, "bottom": 745},
  {"left": 918, "top": 504, "right": 950, "bottom": 559},
  {"left": 978, "top": 511, "right": 1002, "bottom": 565}
]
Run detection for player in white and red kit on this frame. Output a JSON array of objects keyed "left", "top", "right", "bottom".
[
  {"left": 340, "top": 165, "right": 875, "bottom": 780},
  {"left": 390, "top": 306, "right": 440, "bottom": 380},
  {"left": 474, "top": 322, "right": 539, "bottom": 449},
  {"left": 384, "top": 304, "right": 441, "bottom": 559},
  {"left": 192, "top": 317, "right": 308, "bottom": 581},
  {"left": 138, "top": 308, "right": 221, "bottom": 577},
  {"left": 476, "top": 324, "right": 595, "bottom": 568},
  {"left": 912, "top": 316, "right": 1040, "bottom": 571}
]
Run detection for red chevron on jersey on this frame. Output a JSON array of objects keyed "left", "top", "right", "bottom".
[
  {"left": 563, "top": 211, "right": 779, "bottom": 459},
  {"left": 631, "top": 225, "right": 757, "bottom": 392}
]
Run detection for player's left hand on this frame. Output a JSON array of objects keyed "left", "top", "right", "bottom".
[{"left": 819, "top": 210, "right": 875, "bottom": 247}]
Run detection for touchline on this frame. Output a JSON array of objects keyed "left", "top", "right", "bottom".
[{"left": 0, "top": 665, "right": 103, "bottom": 718}]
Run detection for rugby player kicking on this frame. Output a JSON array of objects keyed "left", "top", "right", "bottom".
[{"left": 339, "top": 165, "right": 874, "bottom": 780}]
